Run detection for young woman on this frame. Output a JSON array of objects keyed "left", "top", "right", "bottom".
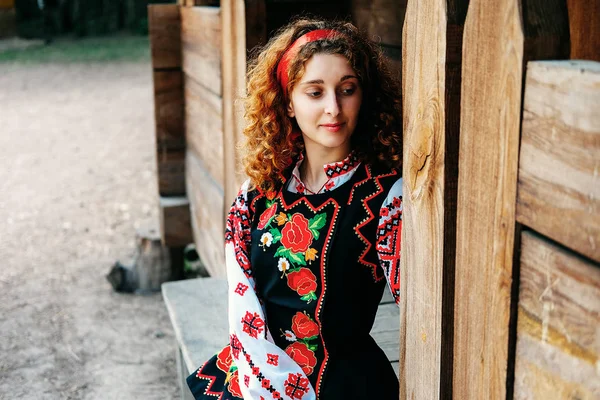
[{"left": 187, "top": 17, "right": 403, "bottom": 400}]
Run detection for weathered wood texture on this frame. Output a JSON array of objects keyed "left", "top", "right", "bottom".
[
  {"left": 453, "top": 1, "right": 524, "bottom": 398},
  {"left": 160, "top": 196, "right": 193, "bottom": 247},
  {"left": 516, "top": 61, "right": 600, "bottom": 263},
  {"left": 352, "top": 0, "right": 405, "bottom": 47},
  {"left": 181, "top": 6, "right": 222, "bottom": 96},
  {"left": 221, "top": 0, "right": 266, "bottom": 222},
  {"left": 154, "top": 70, "right": 185, "bottom": 151},
  {"left": 186, "top": 151, "right": 225, "bottom": 278},
  {"left": 185, "top": 74, "right": 224, "bottom": 186},
  {"left": 157, "top": 149, "right": 187, "bottom": 196},
  {"left": 566, "top": 0, "right": 600, "bottom": 61},
  {"left": 401, "top": 0, "right": 465, "bottom": 398},
  {"left": 148, "top": 5, "right": 182, "bottom": 69},
  {"left": 514, "top": 231, "right": 600, "bottom": 399}
]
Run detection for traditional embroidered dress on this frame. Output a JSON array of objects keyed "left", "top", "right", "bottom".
[{"left": 187, "top": 152, "right": 402, "bottom": 400}]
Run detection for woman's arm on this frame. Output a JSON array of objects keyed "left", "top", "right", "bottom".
[
  {"left": 226, "top": 180, "right": 316, "bottom": 400},
  {"left": 376, "top": 177, "right": 403, "bottom": 305}
]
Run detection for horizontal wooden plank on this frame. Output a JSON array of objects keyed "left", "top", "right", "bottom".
[
  {"left": 154, "top": 70, "right": 185, "bottom": 151},
  {"left": 516, "top": 61, "right": 600, "bottom": 262},
  {"left": 160, "top": 196, "right": 194, "bottom": 247},
  {"left": 181, "top": 6, "right": 222, "bottom": 97},
  {"left": 186, "top": 150, "right": 225, "bottom": 277},
  {"left": 185, "top": 74, "right": 224, "bottom": 186},
  {"left": 515, "top": 231, "right": 600, "bottom": 398},
  {"left": 518, "top": 231, "right": 600, "bottom": 363},
  {"left": 157, "top": 149, "right": 186, "bottom": 196},
  {"left": 148, "top": 4, "right": 182, "bottom": 69}
]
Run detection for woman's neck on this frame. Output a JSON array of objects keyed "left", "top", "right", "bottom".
[{"left": 300, "top": 146, "right": 351, "bottom": 193}]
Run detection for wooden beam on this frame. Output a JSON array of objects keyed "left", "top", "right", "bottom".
[
  {"left": 159, "top": 196, "right": 193, "bottom": 247},
  {"left": 220, "top": 0, "right": 266, "bottom": 216},
  {"left": 566, "top": 0, "right": 600, "bottom": 61},
  {"left": 148, "top": 4, "right": 182, "bottom": 69},
  {"left": 514, "top": 231, "right": 600, "bottom": 399},
  {"left": 181, "top": 6, "right": 222, "bottom": 97},
  {"left": 157, "top": 149, "right": 186, "bottom": 196},
  {"left": 453, "top": 1, "right": 524, "bottom": 398},
  {"left": 154, "top": 70, "right": 185, "bottom": 151},
  {"left": 401, "top": 0, "right": 465, "bottom": 398},
  {"left": 517, "top": 61, "right": 600, "bottom": 263}
]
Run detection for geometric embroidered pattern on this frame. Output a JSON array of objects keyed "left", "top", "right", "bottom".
[
  {"left": 241, "top": 311, "right": 266, "bottom": 339},
  {"left": 284, "top": 373, "right": 311, "bottom": 399}
]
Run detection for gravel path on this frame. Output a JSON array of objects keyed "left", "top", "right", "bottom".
[{"left": 0, "top": 62, "right": 179, "bottom": 399}]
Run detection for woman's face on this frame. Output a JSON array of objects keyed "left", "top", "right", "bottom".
[{"left": 287, "top": 53, "right": 362, "bottom": 156}]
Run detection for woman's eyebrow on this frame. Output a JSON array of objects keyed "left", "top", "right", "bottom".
[{"left": 299, "top": 75, "right": 358, "bottom": 85}]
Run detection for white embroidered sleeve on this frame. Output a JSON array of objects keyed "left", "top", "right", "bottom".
[
  {"left": 376, "top": 177, "right": 403, "bottom": 305},
  {"left": 226, "top": 179, "right": 316, "bottom": 400}
]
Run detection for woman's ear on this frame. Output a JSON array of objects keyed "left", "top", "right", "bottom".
[{"left": 287, "top": 101, "right": 295, "bottom": 118}]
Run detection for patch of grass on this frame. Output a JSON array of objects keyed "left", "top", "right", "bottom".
[{"left": 0, "top": 34, "right": 151, "bottom": 64}]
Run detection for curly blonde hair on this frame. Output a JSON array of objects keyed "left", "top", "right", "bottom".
[{"left": 241, "top": 17, "right": 402, "bottom": 192}]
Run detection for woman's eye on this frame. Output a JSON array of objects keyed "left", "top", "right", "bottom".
[
  {"left": 306, "top": 91, "right": 322, "bottom": 98},
  {"left": 340, "top": 87, "right": 356, "bottom": 95}
]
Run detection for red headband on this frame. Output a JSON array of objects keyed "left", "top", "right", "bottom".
[{"left": 276, "top": 29, "right": 341, "bottom": 96}]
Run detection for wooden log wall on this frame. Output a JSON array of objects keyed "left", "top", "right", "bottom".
[
  {"left": 149, "top": 4, "right": 194, "bottom": 249},
  {"left": 179, "top": 5, "right": 226, "bottom": 277},
  {"left": 514, "top": 60, "right": 600, "bottom": 398}
]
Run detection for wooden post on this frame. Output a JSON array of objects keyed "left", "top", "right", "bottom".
[
  {"left": 220, "top": 0, "right": 266, "bottom": 213},
  {"left": 453, "top": 1, "right": 524, "bottom": 398},
  {"left": 401, "top": 0, "right": 466, "bottom": 398},
  {"left": 566, "top": 0, "right": 600, "bottom": 61}
]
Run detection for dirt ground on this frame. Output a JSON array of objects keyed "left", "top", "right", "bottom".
[{"left": 0, "top": 62, "right": 180, "bottom": 399}]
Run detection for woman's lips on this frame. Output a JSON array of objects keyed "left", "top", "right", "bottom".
[{"left": 320, "top": 122, "right": 345, "bottom": 132}]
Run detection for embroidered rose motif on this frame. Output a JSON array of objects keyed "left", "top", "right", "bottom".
[
  {"left": 258, "top": 203, "right": 277, "bottom": 229},
  {"left": 227, "top": 370, "right": 243, "bottom": 398},
  {"left": 281, "top": 213, "right": 313, "bottom": 253},
  {"left": 285, "top": 342, "right": 318, "bottom": 376},
  {"left": 286, "top": 268, "right": 317, "bottom": 302},
  {"left": 291, "top": 312, "right": 319, "bottom": 339},
  {"left": 216, "top": 345, "right": 233, "bottom": 373}
]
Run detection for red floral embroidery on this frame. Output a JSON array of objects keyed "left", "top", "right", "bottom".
[
  {"left": 393, "top": 197, "right": 402, "bottom": 208},
  {"left": 266, "top": 353, "right": 279, "bottom": 366},
  {"left": 241, "top": 311, "right": 265, "bottom": 338},
  {"left": 286, "top": 268, "right": 317, "bottom": 296},
  {"left": 235, "top": 282, "right": 249, "bottom": 296},
  {"left": 281, "top": 214, "right": 313, "bottom": 253},
  {"left": 261, "top": 378, "right": 271, "bottom": 388},
  {"left": 258, "top": 203, "right": 278, "bottom": 229},
  {"left": 215, "top": 345, "right": 233, "bottom": 373},
  {"left": 227, "top": 370, "right": 243, "bottom": 398},
  {"left": 285, "top": 342, "right": 317, "bottom": 376},
  {"left": 284, "top": 372, "right": 311, "bottom": 399},
  {"left": 324, "top": 180, "right": 335, "bottom": 190},
  {"left": 229, "top": 334, "right": 242, "bottom": 359},
  {"left": 296, "top": 183, "right": 305, "bottom": 194},
  {"left": 244, "top": 375, "right": 250, "bottom": 387},
  {"left": 291, "top": 312, "right": 319, "bottom": 339}
]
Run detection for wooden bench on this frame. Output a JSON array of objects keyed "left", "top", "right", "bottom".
[{"left": 162, "top": 277, "right": 400, "bottom": 399}]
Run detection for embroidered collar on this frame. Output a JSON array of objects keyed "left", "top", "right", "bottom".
[{"left": 287, "top": 151, "right": 361, "bottom": 195}]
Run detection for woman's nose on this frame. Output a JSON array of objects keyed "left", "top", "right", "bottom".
[{"left": 324, "top": 93, "right": 340, "bottom": 117}]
